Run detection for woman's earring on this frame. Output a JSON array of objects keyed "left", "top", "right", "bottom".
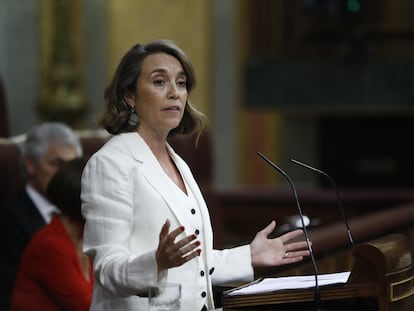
[{"left": 128, "top": 106, "right": 139, "bottom": 127}]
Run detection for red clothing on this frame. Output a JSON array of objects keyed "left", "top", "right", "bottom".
[{"left": 11, "top": 216, "right": 93, "bottom": 311}]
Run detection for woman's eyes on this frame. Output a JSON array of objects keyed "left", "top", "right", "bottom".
[
  {"left": 154, "top": 79, "right": 165, "bottom": 86},
  {"left": 177, "top": 80, "right": 187, "bottom": 87},
  {"left": 153, "top": 79, "right": 187, "bottom": 87}
]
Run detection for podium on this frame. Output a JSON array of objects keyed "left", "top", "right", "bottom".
[{"left": 222, "top": 234, "right": 414, "bottom": 310}]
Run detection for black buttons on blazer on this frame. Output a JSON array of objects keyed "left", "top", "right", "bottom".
[
  {"left": 209, "top": 267, "right": 215, "bottom": 275},
  {"left": 200, "top": 270, "right": 205, "bottom": 277},
  {"left": 190, "top": 208, "right": 196, "bottom": 215},
  {"left": 195, "top": 229, "right": 200, "bottom": 235},
  {"left": 201, "top": 291, "right": 207, "bottom": 298}
]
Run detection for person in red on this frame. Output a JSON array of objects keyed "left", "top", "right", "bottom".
[{"left": 11, "top": 158, "right": 93, "bottom": 311}]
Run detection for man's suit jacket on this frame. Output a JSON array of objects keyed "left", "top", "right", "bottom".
[
  {"left": 81, "top": 132, "right": 254, "bottom": 311},
  {"left": 0, "top": 189, "right": 46, "bottom": 311}
]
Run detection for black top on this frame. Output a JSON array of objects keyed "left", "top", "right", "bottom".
[{"left": 0, "top": 189, "right": 46, "bottom": 311}]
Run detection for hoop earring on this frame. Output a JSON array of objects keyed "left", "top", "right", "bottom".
[{"left": 128, "top": 106, "right": 139, "bottom": 127}]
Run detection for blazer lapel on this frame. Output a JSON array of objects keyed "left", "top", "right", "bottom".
[{"left": 121, "top": 133, "right": 191, "bottom": 226}]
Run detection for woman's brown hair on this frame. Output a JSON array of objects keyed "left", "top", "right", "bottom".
[{"left": 47, "top": 158, "right": 87, "bottom": 223}]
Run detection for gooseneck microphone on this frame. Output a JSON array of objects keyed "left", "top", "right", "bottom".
[
  {"left": 257, "top": 152, "right": 322, "bottom": 307},
  {"left": 290, "top": 159, "right": 355, "bottom": 248}
]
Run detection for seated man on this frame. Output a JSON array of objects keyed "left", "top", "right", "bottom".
[
  {"left": 0, "top": 122, "right": 83, "bottom": 310},
  {"left": 11, "top": 158, "right": 93, "bottom": 311}
]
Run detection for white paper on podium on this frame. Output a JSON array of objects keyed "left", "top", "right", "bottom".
[{"left": 227, "top": 271, "right": 351, "bottom": 296}]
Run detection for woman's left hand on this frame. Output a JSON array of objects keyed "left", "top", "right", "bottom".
[{"left": 250, "top": 220, "right": 310, "bottom": 267}]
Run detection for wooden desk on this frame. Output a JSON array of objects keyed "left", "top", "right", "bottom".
[{"left": 222, "top": 234, "right": 414, "bottom": 311}]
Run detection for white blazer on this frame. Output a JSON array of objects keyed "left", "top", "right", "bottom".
[{"left": 81, "top": 132, "right": 253, "bottom": 311}]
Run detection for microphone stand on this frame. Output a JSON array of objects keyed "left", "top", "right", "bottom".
[
  {"left": 257, "top": 152, "right": 326, "bottom": 310},
  {"left": 290, "top": 159, "right": 355, "bottom": 248}
]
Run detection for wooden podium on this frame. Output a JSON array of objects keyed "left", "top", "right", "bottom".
[{"left": 222, "top": 234, "right": 414, "bottom": 310}]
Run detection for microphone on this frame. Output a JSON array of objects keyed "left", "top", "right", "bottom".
[
  {"left": 257, "top": 152, "right": 322, "bottom": 308},
  {"left": 290, "top": 159, "right": 355, "bottom": 248}
]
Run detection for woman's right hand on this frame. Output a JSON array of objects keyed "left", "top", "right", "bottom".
[{"left": 156, "top": 219, "right": 201, "bottom": 272}]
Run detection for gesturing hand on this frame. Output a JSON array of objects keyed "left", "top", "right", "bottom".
[
  {"left": 156, "top": 219, "right": 201, "bottom": 272},
  {"left": 250, "top": 220, "right": 310, "bottom": 267}
]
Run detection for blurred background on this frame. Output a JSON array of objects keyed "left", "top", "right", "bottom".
[{"left": 1, "top": 0, "right": 414, "bottom": 190}]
